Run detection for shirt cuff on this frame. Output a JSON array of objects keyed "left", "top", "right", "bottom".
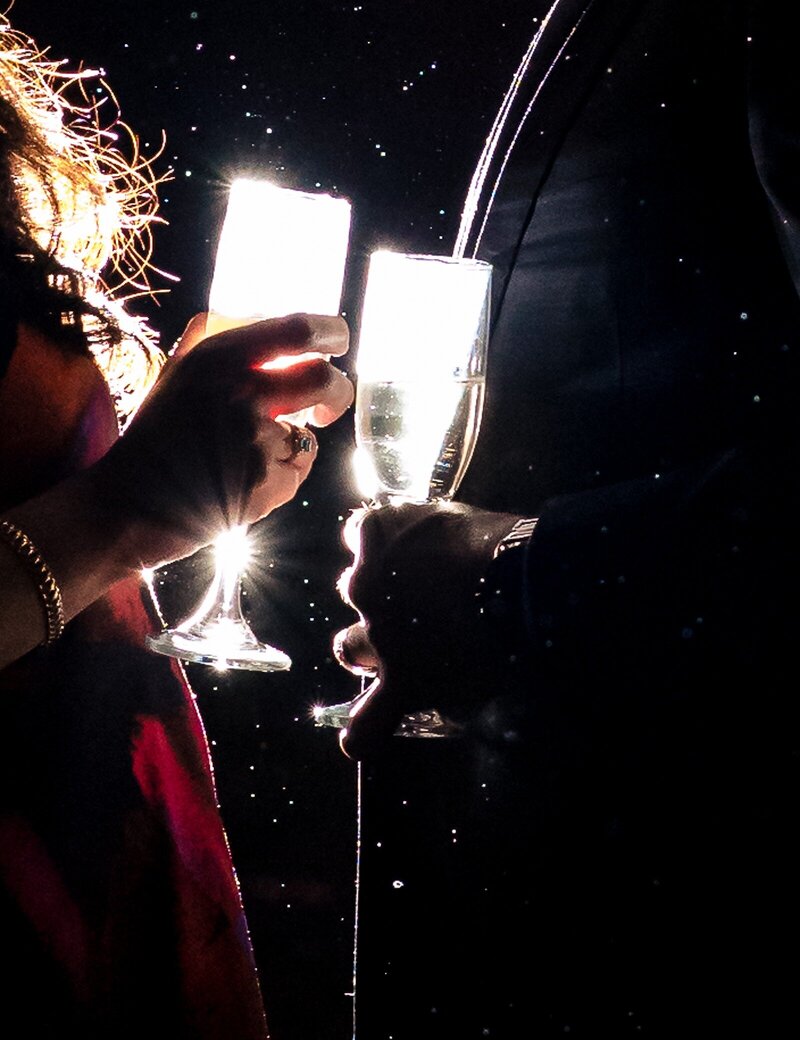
[{"left": 478, "top": 517, "right": 538, "bottom": 668}]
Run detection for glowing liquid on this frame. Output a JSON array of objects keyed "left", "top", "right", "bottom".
[{"left": 354, "top": 376, "right": 486, "bottom": 503}]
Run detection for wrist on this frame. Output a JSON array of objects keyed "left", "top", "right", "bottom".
[
  {"left": 2, "top": 469, "right": 141, "bottom": 635},
  {"left": 84, "top": 449, "right": 203, "bottom": 573}
]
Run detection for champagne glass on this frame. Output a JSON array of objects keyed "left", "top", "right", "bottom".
[
  {"left": 314, "top": 250, "right": 492, "bottom": 736},
  {"left": 147, "top": 178, "right": 351, "bottom": 671}
]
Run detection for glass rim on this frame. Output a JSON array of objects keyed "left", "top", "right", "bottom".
[
  {"left": 228, "top": 178, "right": 351, "bottom": 204},
  {"left": 370, "top": 250, "right": 492, "bottom": 270}
]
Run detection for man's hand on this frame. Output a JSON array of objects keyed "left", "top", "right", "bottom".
[{"left": 332, "top": 501, "right": 522, "bottom": 758}]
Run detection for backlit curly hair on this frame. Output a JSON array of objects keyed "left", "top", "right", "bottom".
[{"left": 0, "top": 7, "right": 171, "bottom": 426}]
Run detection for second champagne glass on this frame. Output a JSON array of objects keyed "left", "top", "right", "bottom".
[
  {"left": 315, "top": 250, "right": 492, "bottom": 736},
  {"left": 147, "top": 178, "right": 351, "bottom": 671}
]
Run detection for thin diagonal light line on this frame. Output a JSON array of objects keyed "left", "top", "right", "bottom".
[{"left": 454, "top": 1, "right": 595, "bottom": 260}]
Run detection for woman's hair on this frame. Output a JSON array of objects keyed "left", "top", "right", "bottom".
[{"left": 0, "top": 9, "right": 169, "bottom": 426}]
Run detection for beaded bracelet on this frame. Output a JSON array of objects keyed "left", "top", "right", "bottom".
[{"left": 0, "top": 519, "right": 65, "bottom": 645}]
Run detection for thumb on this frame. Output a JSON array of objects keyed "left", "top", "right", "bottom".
[
  {"left": 338, "top": 673, "right": 406, "bottom": 760},
  {"left": 169, "top": 313, "right": 210, "bottom": 358}
]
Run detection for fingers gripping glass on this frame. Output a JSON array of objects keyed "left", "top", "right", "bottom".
[
  {"left": 314, "top": 250, "right": 492, "bottom": 735},
  {"left": 146, "top": 179, "right": 351, "bottom": 671}
]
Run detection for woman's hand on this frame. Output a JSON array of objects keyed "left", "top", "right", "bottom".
[
  {"left": 92, "top": 312, "right": 353, "bottom": 568},
  {"left": 332, "top": 501, "right": 521, "bottom": 758}
]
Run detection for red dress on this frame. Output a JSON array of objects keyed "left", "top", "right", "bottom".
[{"left": 0, "top": 323, "right": 270, "bottom": 1038}]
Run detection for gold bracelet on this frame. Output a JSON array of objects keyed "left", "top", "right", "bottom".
[{"left": 0, "top": 519, "right": 65, "bottom": 645}]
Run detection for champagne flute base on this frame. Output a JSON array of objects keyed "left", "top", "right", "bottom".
[
  {"left": 313, "top": 701, "right": 462, "bottom": 738},
  {"left": 146, "top": 625, "right": 291, "bottom": 672}
]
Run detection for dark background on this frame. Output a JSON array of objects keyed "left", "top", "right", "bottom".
[{"left": 8, "top": 3, "right": 540, "bottom": 1037}]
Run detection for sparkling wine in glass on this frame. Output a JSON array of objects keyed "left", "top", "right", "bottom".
[
  {"left": 147, "top": 178, "right": 351, "bottom": 671},
  {"left": 314, "top": 250, "right": 492, "bottom": 736}
]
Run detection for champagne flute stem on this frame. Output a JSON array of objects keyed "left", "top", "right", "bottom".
[{"left": 220, "top": 523, "right": 249, "bottom": 617}]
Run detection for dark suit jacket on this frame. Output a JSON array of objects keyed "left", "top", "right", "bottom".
[{"left": 452, "top": 0, "right": 799, "bottom": 1033}]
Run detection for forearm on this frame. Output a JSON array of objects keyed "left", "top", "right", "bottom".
[
  {"left": 0, "top": 469, "right": 141, "bottom": 666},
  {"left": 521, "top": 437, "right": 798, "bottom": 681}
]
